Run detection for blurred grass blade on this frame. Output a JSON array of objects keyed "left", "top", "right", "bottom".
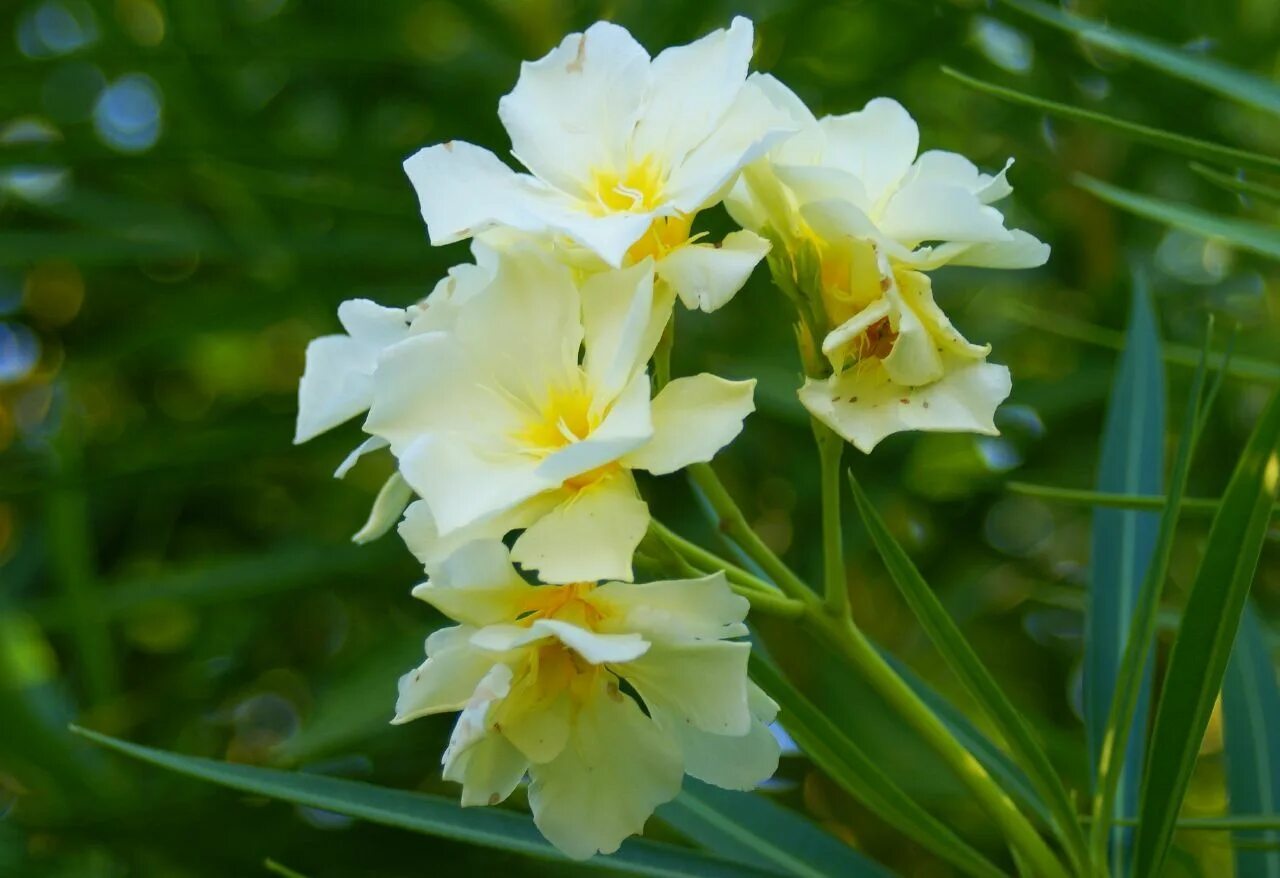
[
  {"left": 1222, "top": 603, "right": 1280, "bottom": 877},
  {"left": 71, "top": 726, "right": 778, "bottom": 878},
  {"left": 1000, "top": 301, "right": 1280, "bottom": 385},
  {"left": 658, "top": 779, "right": 892, "bottom": 878},
  {"left": 1007, "top": 482, "right": 1280, "bottom": 520},
  {"left": 1000, "top": 0, "right": 1280, "bottom": 117},
  {"left": 845, "top": 472, "right": 1087, "bottom": 872},
  {"left": 748, "top": 657, "right": 1007, "bottom": 878},
  {"left": 1133, "top": 388, "right": 1280, "bottom": 878},
  {"left": 942, "top": 68, "right": 1280, "bottom": 175},
  {"left": 1191, "top": 164, "right": 1280, "bottom": 204},
  {"left": 1091, "top": 312, "right": 1206, "bottom": 872},
  {"left": 1076, "top": 175, "right": 1280, "bottom": 262}
]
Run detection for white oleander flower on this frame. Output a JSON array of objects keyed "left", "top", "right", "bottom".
[
  {"left": 402, "top": 17, "right": 793, "bottom": 313},
  {"left": 365, "top": 246, "right": 755, "bottom": 583},
  {"left": 393, "top": 540, "right": 780, "bottom": 859},
  {"left": 727, "top": 76, "right": 1048, "bottom": 452}
]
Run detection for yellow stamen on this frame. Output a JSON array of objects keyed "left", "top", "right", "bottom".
[{"left": 589, "top": 156, "right": 666, "bottom": 215}]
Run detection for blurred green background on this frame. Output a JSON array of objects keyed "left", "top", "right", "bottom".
[{"left": 1, "top": 0, "right": 1277, "bottom": 875}]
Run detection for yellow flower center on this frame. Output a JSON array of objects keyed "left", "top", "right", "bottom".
[
  {"left": 625, "top": 213, "right": 697, "bottom": 264},
  {"left": 589, "top": 156, "right": 666, "bottom": 215},
  {"left": 514, "top": 378, "right": 621, "bottom": 490},
  {"left": 514, "top": 582, "right": 615, "bottom": 703},
  {"left": 519, "top": 581, "right": 602, "bottom": 628},
  {"left": 816, "top": 234, "right": 883, "bottom": 327}
]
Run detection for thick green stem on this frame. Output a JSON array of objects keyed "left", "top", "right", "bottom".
[
  {"left": 813, "top": 419, "right": 848, "bottom": 617},
  {"left": 813, "top": 613, "right": 1073, "bottom": 878},
  {"left": 686, "top": 462, "right": 811, "bottom": 600}
]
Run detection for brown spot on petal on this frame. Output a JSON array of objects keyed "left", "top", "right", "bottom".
[
  {"left": 923, "top": 401, "right": 930, "bottom": 409},
  {"left": 899, "top": 398, "right": 909, "bottom": 404},
  {"left": 488, "top": 793, "right": 501, "bottom": 806},
  {"left": 443, "top": 141, "right": 454, "bottom": 152},
  {"left": 879, "top": 276, "right": 891, "bottom": 291},
  {"left": 566, "top": 34, "right": 587, "bottom": 73}
]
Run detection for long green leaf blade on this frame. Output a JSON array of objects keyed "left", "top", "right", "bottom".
[
  {"left": 1085, "top": 283, "right": 1166, "bottom": 875},
  {"left": 845, "top": 473, "right": 1088, "bottom": 872},
  {"left": 1000, "top": 0, "right": 1280, "bottom": 117},
  {"left": 1007, "top": 482, "right": 1280, "bottom": 519},
  {"left": 1076, "top": 175, "right": 1280, "bottom": 262},
  {"left": 748, "top": 656, "right": 1007, "bottom": 878},
  {"left": 658, "top": 780, "right": 892, "bottom": 878},
  {"left": 942, "top": 68, "right": 1280, "bottom": 175},
  {"left": 1222, "top": 603, "right": 1280, "bottom": 877},
  {"left": 1133, "top": 388, "right": 1280, "bottom": 877},
  {"left": 1191, "top": 164, "right": 1280, "bottom": 204},
  {"left": 71, "top": 726, "right": 777, "bottom": 878}
]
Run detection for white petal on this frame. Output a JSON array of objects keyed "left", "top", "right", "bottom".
[
  {"left": 527, "top": 683, "right": 682, "bottom": 859},
  {"left": 894, "top": 270, "right": 989, "bottom": 360},
  {"left": 397, "top": 493, "right": 563, "bottom": 576},
  {"left": 333, "top": 435, "right": 388, "bottom": 479},
  {"left": 535, "top": 369, "right": 653, "bottom": 486},
  {"left": 632, "top": 17, "right": 753, "bottom": 165},
  {"left": 624, "top": 639, "right": 752, "bottom": 736},
  {"left": 663, "top": 77, "right": 797, "bottom": 214},
  {"left": 393, "top": 629, "right": 497, "bottom": 724},
  {"left": 581, "top": 259, "right": 668, "bottom": 403},
  {"left": 469, "top": 619, "right": 650, "bottom": 665},
  {"left": 592, "top": 572, "right": 749, "bottom": 641},
  {"left": 511, "top": 470, "right": 649, "bottom": 583},
  {"left": 396, "top": 433, "right": 557, "bottom": 536},
  {"left": 799, "top": 358, "right": 1012, "bottom": 453},
  {"left": 498, "top": 21, "right": 650, "bottom": 196},
  {"left": 410, "top": 540, "right": 533, "bottom": 627},
  {"left": 445, "top": 731, "right": 528, "bottom": 808},
  {"left": 876, "top": 179, "right": 1012, "bottom": 246},
  {"left": 748, "top": 72, "right": 817, "bottom": 131},
  {"left": 923, "top": 228, "right": 1051, "bottom": 270},
  {"left": 352, "top": 471, "right": 414, "bottom": 544},
  {"left": 498, "top": 686, "right": 572, "bottom": 765},
  {"left": 622, "top": 374, "right": 755, "bottom": 476},
  {"left": 772, "top": 163, "right": 869, "bottom": 212},
  {"left": 821, "top": 297, "right": 892, "bottom": 371},
  {"left": 817, "top": 97, "right": 919, "bottom": 209},
  {"left": 656, "top": 230, "right": 770, "bottom": 312},
  {"left": 296, "top": 336, "right": 374, "bottom": 443},
  {"left": 665, "top": 716, "right": 780, "bottom": 791},
  {"left": 881, "top": 275, "right": 945, "bottom": 387}
]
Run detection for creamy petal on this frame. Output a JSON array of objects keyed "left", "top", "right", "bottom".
[
  {"left": 876, "top": 179, "right": 1012, "bottom": 246},
  {"left": 665, "top": 716, "right": 780, "bottom": 791},
  {"left": 535, "top": 369, "right": 654, "bottom": 486},
  {"left": 592, "top": 572, "right": 749, "bottom": 641},
  {"left": 799, "top": 358, "right": 1012, "bottom": 453},
  {"left": 916, "top": 228, "right": 1050, "bottom": 270},
  {"left": 445, "top": 731, "right": 528, "bottom": 808},
  {"left": 895, "top": 270, "right": 989, "bottom": 360},
  {"left": 527, "top": 683, "right": 682, "bottom": 859},
  {"left": 469, "top": 620, "right": 649, "bottom": 665},
  {"left": 498, "top": 21, "right": 650, "bottom": 196},
  {"left": 410, "top": 539, "right": 533, "bottom": 627},
  {"left": 821, "top": 297, "right": 892, "bottom": 371},
  {"left": 397, "top": 493, "right": 564, "bottom": 576},
  {"left": 511, "top": 471, "right": 649, "bottom": 583},
  {"left": 624, "top": 639, "right": 752, "bottom": 736},
  {"left": 622, "top": 374, "right": 755, "bottom": 476},
  {"left": 656, "top": 230, "right": 770, "bottom": 312},
  {"left": 333, "top": 435, "right": 388, "bottom": 479},
  {"left": 393, "top": 628, "right": 497, "bottom": 724},
  {"left": 582, "top": 259, "right": 667, "bottom": 404},
  {"left": 818, "top": 97, "right": 919, "bottom": 210},
  {"left": 352, "top": 471, "right": 414, "bottom": 544}
]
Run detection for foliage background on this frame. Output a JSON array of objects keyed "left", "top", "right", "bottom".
[{"left": 1, "top": 0, "right": 1277, "bottom": 875}]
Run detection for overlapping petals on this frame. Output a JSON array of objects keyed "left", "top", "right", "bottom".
[{"left": 393, "top": 541, "right": 780, "bottom": 859}]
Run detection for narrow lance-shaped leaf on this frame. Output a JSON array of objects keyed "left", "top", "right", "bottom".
[
  {"left": 1133, "top": 388, "right": 1280, "bottom": 877},
  {"left": 1222, "top": 602, "right": 1280, "bottom": 877},
  {"left": 1076, "top": 175, "right": 1280, "bottom": 263},
  {"left": 747, "top": 656, "right": 1008, "bottom": 878},
  {"left": 1086, "top": 281, "right": 1165, "bottom": 876},
  {"left": 942, "top": 68, "right": 1280, "bottom": 176},
  {"left": 70, "top": 727, "right": 778, "bottom": 878},
  {"left": 1000, "top": 0, "right": 1280, "bottom": 117},
  {"left": 657, "top": 779, "right": 893, "bottom": 878}
]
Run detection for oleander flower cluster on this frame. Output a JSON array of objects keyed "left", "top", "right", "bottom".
[{"left": 295, "top": 15, "right": 1045, "bottom": 860}]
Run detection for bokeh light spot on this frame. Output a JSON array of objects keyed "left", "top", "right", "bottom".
[
  {"left": 23, "top": 261, "right": 84, "bottom": 328},
  {"left": 0, "top": 323, "right": 41, "bottom": 384},
  {"left": 93, "top": 73, "right": 163, "bottom": 153}
]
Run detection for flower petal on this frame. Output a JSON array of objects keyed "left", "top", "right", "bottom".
[
  {"left": 876, "top": 179, "right": 1012, "bottom": 246},
  {"left": 916, "top": 228, "right": 1050, "bottom": 270},
  {"left": 799, "top": 358, "right": 1012, "bottom": 453},
  {"left": 622, "top": 374, "right": 755, "bottom": 476},
  {"left": 592, "top": 572, "right": 749, "bottom": 641},
  {"left": 333, "top": 435, "right": 388, "bottom": 479},
  {"left": 632, "top": 17, "right": 754, "bottom": 166},
  {"left": 666, "top": 716, "right": 780, "bottom": 791},
  {"left": 469, "top": 620, "right": 649, "bottom": 665},
  {"left": 656, "top": 230, "right": 770, "bottom": 312},
  {"left": 535, "top": 369, "right": 654, "bottom": 486},
  {"left": 393, "top": 627, "right": 497, "bottom": 724},
  {"left": 352, "top": 471, "right": 414, "bottom": 544},
  {"left": 895, "top": 270, "right": 989, "bottom": 360},
  {"left": 817, "top": 97, "right": 919, "bottom": 210},
  {"left": 444, "top": 731, "right": 528, "bottom": 808},
  {"left": 498, "top": 21, "right": 650, "bottom": 196},
  {"left": 582, "top": 259, "right": 668, "bottom": 404},
  {"left": 527, "top": 683, "right": 682, "bottom": 859},
  {"left": 624, "top": 639, "right": 752, "bottom": 736},
  {"left": 821, "top": 297, "right": 892, "bottom": 371},
  {"left": 511, "top": 470, "right": 649, "bottom": 583},
  {"left": 410, "top": 539, "right": 533, "bottom": 627},
  {"left": 397, "top": 494, "right": 563, "bottom": 576}
]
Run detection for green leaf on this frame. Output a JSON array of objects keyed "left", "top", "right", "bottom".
[
  {"left": 1191, "top": 164, "right": 1280, "bottom": 204},
  {"left": 1084, "top": 282, "right": 1166, "bottom": 875},
  {"left": 1076, "top": 175, "right": 1280, "bottom": 262},
  {"left": 70, "top": 726, "right": 777, "bottom": 878},
  {"left": 1222, "top": 603, "right": 1280, "bottom": 877},
  {"left": 999, "top": 0, "right": 1280, "bottom": 117},
  {"left": 1133, "top": 387, "right": 1280, "bottom": 877},
  {"left": 1007, "top": 482, "right": 1280, "bottom": 519},
  {"left": 747, "top": 656, "right": 1007, "bottom": 878},
  {"left": 658, "top": 779, "right": 892, "bottom": 878},
  {"left": 942, "top": 68, "right": 1280, "bottom": 176},
  {"left": 845, "top": 472, "right": 1088, "bottom": 874}
]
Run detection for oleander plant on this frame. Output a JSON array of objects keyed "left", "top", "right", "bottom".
[{"left": 3, "top": 2, "right": 1279, "bottom": 877}]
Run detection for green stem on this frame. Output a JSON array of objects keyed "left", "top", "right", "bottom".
[
  {"left": 813, "top": 613, "right": 1072, "bottom": 878},
  {"left": 1006, "top": 481, "right": 1280, "bottom": 518},
  {"left": 687, "top": 462, "right": 811, "bottom": 600},
  {"left": 813, "top": 419, "right": 848, "bottom": 617}
]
